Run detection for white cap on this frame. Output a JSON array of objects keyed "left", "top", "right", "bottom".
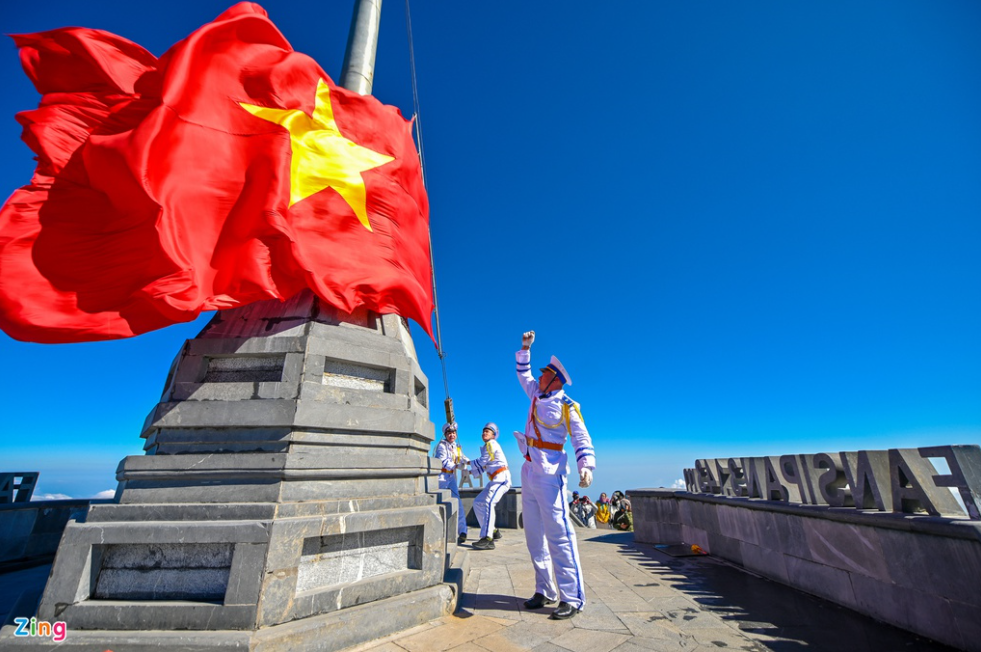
[
  {"left": 540, "top": 355, "right": 572, "bottom": 386},
  {"left": 442, "top": 422, "right": 458, "bottom": 436}
]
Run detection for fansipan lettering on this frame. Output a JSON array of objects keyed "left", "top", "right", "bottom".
[{"left": 681, "top": 445, "right": 981, "bottom": 520}]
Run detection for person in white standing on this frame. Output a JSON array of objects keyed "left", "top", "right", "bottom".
[
  {"left": 513, "top": 330, "right": 595, "bottom": 620},
  {"left": 434, "top": 422, "right": 470, "bottom": 545},
  {"left": 469, "top": 422, "right": 511, "bottom": 550}
]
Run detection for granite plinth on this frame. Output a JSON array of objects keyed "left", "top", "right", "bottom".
[{"left": 0, "top": 296, "right": 461, "bottom": 651}]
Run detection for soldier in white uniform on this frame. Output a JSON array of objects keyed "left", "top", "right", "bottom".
[
  {"left": 513, "top": 330, "right": 595, "bottom": 620},
  {"left": 468, "top": 422, "right": 511, "bottom": 550},
  {"left": 434, "top": 422, "right": 470, "bottom": 545}
]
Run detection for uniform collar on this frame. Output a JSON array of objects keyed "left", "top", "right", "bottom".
[{"left": 538, "top": 388, "right": 564, "bottom": 400}]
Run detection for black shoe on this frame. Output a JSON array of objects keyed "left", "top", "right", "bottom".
[
  {"left": 457, "top": 533, "right": 467, "bottom": 545},
  {"left": 523, "top": 592, "right": 557, "bottom": 610},
  {"left": 493, "top": 529, "right": 502, "bottom": 540},
  {"left": 550, "top": 601, "right": 579, "bottom": 620},
  {"left": 471, "top": 537, "right": 495, "bottom": 550}
]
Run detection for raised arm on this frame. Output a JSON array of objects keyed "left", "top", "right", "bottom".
[{"left": 516, "top": 330, "right": 538, "bottom": 399}]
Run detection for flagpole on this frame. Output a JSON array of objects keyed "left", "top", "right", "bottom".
[
  {"left": 340, "top": 0, "right": 455, "bottom": 420},
  {"left": 340, "top": 0, "right": 383, "bottom": 95},
  {"left": 338, "top": 0, "right": 421, "bottom": 359}
]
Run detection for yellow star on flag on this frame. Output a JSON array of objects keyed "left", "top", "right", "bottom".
[{"left": 240, "top": 79, "right": 394, "bottom": 231}]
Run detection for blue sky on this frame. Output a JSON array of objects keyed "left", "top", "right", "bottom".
[{"left": 1, "top": 1, "right": 979, "bottom": 503}]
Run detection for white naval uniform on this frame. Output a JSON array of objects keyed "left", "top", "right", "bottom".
[
  {"left": 469, "top": 439, "right": 512, "bottom": 539},
  {"left": 515, "top": 348, "right": 595, "bottom": 610},
  {"left": 435, "top": 438, "right": 468, "bottom": 536}
]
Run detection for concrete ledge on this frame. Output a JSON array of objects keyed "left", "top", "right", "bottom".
[
  {"left": 630, "top": 488, "right": 981, "bottom": 651},
  {"left": 254, "top": 583, "right": 454, "bottom": 652},
  {"left": 629, "top": 488, "right": 981, "bottom": 540},
  {"left": 0, "top": 501, "right": 106, "bottom": 571},
  {"left": 443, "top": 545, "right": 469, "bottom": 607},
  {"left": 460, "top": 487, "right": 523, "bottom": 529},
  {"left": 0, "top": 582, "right": 454, "bottom": 651}
]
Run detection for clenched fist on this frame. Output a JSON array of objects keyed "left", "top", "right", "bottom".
[{"left": 522, "top": 330, "right": 536, "bottom": 349}]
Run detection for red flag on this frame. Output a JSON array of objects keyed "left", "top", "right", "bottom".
[{"left": 0, "top": 3, "right": 433, "bottom": 343}]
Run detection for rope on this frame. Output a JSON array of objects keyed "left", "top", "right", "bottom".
[{"left": 405, "top": 0, "right": 451, "bottom": 403}]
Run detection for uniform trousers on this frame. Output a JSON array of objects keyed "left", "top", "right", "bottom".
[
  {"left": 473, "top": 475, "right": 511, "bottom": 539},
  {"left": 439, "top": 472, "right": 467, "bottom": 535},
  {"left": 521, "top": 462, "right": 586, "bottom": 610}
]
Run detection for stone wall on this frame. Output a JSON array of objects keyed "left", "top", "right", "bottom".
[
  {"left": 630, "top": 488, "right": 981, "bottom": 652},
  {"left": 0, "top": 501, "right": 97, "bottom": 570},
  {"left": 460, "top": 487, "right": 523, "bottom": 530}
]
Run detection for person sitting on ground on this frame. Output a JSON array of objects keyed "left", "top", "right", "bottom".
[
  {"left": 610, "top": 490, "right": 625, "bottom": 515},
  {"left": 611, "top": 499, "right": 633, "bottom": 532}
]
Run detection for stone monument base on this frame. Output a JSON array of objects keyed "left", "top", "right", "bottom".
[
  {"left": 1, "top": 582, "right": 453, "bottom": 651},
  {"left": 0, "top": 298, "right": 465, "bottom": 652}
]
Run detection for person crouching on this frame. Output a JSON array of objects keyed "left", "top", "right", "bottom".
[{"left": 468, "top": 422, "right": 511, "bottom": 550}]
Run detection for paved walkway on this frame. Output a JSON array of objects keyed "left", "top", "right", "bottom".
[
  {"left": 0, "top": 528, "right": 957, "bottom": 651},
  {"left": 0, "top": 563, "right": 49, "bottom": 626},
  {"left": 347, "top": 527, "right": 956, "bottom": 652}
]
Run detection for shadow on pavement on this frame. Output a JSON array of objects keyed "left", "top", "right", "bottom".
[{"left": 591, "top": 532, "right": 958, "bottom": 652}]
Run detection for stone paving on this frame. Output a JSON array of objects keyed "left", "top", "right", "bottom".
[
  {"left": 0, "top": 527, "right": 958, "bottom": 651},
  {"left": 346, "top": 528, "right": 957, "bottom": 652}
]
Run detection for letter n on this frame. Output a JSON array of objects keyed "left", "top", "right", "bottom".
[{"left": 840, "top": 451, "right": 892, "bottom": 511}]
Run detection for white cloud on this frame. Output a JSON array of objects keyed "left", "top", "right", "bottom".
[
  {"left": 92, "top": 490, "right": 116, "bottom": 499},
  {"left": 670, "top": 478, "right": 686, "bottom": 489},
  {"left": 31, "top": 493, "right": 72, "bottom": 501}
]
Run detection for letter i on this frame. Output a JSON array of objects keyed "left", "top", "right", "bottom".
[{"left": 30, "top": 617, "right": 37, "bottom": 636}]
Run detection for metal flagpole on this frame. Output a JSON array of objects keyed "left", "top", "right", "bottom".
[
  {"left": 341, "top": 0, "right": 455, "bottom": 423},
  {"left": 340, "top": 0, "right": 383, "bottom": 95}
]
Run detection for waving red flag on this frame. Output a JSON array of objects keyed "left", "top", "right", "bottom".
[{"left": 0, "top": 3, "right": 433, "bottom": 343}]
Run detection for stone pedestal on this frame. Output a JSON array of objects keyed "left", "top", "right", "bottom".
[{"left": 1, "top": 293, "right": 463, "bottom": 651}]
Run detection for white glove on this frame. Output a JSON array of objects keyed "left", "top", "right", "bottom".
[
  {"left": 522, "top": 330, "right": 535, "bottom": 348},
  {"left": 579, "top": 468, "right": 593, "bottom": 488},
  {"left": 512, "top": 430, "right": 528, "bottom": 456}
]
